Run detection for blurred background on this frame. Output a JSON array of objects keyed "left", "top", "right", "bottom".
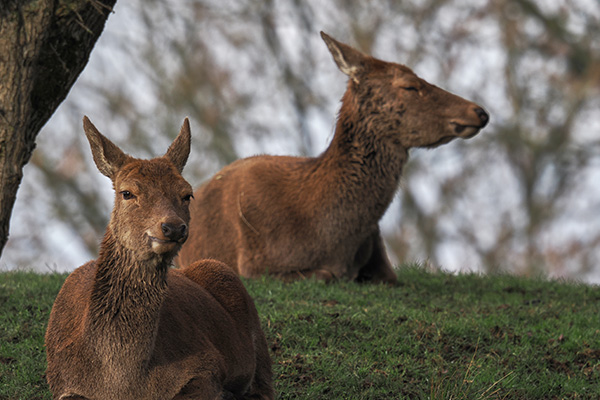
[{"left": 1, "top": 0, "right": 599, "bottom": 282}]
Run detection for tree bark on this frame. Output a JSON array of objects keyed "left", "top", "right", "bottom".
[{"left": 0, "top": 0, "right": 116, "bottom": 259}]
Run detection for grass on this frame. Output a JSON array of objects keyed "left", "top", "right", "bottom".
[
  {"left": 0, "top": 273, "right": 65, "bottom": 400},
  {"left": 1, "top": 266, "right": 599, "bottom": 399}
]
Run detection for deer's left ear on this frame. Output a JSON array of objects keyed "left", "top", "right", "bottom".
[{"left": 165, "top": 118, "right": 191, "bottom": 173}]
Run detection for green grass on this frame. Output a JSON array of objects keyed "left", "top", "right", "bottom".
[
  {"left": 1, "top": 266, "right": 599, "bottom": 399},
  {"left": 0, "top": 272, "right": 65, "bottom": 400}
]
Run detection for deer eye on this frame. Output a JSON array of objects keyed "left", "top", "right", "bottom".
[
  {"left": 403, "top": 86, "right": 419, "bottom": 93},
  {"left": 120, "top": 190, "right": 135, "bottom": 200},
  {"left": 182, "top": 194, "right": 194, "bottom": 203}
]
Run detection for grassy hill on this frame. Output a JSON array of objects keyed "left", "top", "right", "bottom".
[{"left": 1, "top": 266, "right": 599, "bottom": 399}]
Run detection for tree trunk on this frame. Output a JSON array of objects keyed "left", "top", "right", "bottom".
[{"left": 0, "top": 0, "right": 116, "bottom": 259}]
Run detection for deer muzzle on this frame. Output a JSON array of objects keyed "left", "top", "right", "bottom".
[
  {"left": 450, "top": 106, "right": 489, "bottom": 138},
  {"left": 161, "top": 222, "right": 188, "bottom": 242},
  {"left": 147, "top": 221, "right": 188, "bottom": 254}
]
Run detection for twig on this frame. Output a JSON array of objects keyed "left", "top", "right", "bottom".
[{"left": 238, "top": 192, "right": 260, "bottom": 236}]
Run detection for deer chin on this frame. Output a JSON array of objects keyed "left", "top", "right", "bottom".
[
  {"left": 450, "top": 122, "right": 483, "bottom": 139},
  {"left": 424, "top": 136, "right": 456, "bottom": 148}
]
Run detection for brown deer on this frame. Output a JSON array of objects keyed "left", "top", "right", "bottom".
[
  {"left": 176, "top": 31, "right": 489, "bottom": 284},
  {"left": 45, "top": 117, "right": 274, "bottom": 400}
]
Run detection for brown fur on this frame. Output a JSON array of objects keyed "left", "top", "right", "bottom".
[
  {"left": 45, "top": 117, "right": 273, "bottom": 400},
  {"left": 176, "top": 32, "right": 489, "bottom": 283}
]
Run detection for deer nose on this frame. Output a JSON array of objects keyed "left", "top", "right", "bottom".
[
  {"left": 474, "top": 107, "right": 489, "bottom": 127},
  {"left": 161, "top": 222, "right": 188, "bottom": 242}
]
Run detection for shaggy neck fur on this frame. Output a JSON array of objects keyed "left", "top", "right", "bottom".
[
  {"left": 318, "top": 82, "right": 408, "bottom": 230},
  {"left": 88, "top": 226, "right": 172, "bottom": 390}
]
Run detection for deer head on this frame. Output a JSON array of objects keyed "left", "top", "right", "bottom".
[
  {"left": 321, "top": 31, "right": 489, "bottom": 149},
  {"left": 83, "top": 116, "right": 194, "bottom": 261}
]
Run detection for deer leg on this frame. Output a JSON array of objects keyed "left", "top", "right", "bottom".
[
  {"left": 245, "top": 362, "right": 275, "bottom": 400},
  {"left": 173, "top": 374, "right": 224, "bottom": 400},
  {"left": 355, "top": 230, "right": 397, "bottom": 284},
  {"left": 244, "top": 331, "right": 275, "bottom": 400}
]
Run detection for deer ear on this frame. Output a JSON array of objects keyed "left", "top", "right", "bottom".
[
  {"left": 83, "top": 116, "right": 129, "bottom": 180},
  {"left": 164, "top": 118, "right": 191, "bottom": 173},
  {"left": 320, "top": 31, "right": 366, "bottom": 84}
]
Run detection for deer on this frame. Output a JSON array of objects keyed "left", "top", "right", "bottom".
[
  {"left": 176, "top": 31, "right": 489, "bottom": 284},
  {"left": 45, "top": 117, "right": 274, "bottom": 400}
]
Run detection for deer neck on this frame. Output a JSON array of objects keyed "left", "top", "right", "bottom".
[
  {"left": 87, "top": 228, "right": 170, "bottom": 380},
  {"left": 318, "top": 90, "right": 408, "bottom": 226}
]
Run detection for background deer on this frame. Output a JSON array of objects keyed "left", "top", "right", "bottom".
[
  {"left": 176, "top": 32, "right": 489, "bottom": 283},
  {"left": 45, "top": 117, "right": 273, "bottom": 400}
]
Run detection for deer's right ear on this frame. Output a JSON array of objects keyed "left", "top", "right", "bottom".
[
  {"left": 320, "top": 31, "right": 366, "bottom": 84},
  {"left": 83, "top": 116, "right": 129, "bottom": 180}
]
